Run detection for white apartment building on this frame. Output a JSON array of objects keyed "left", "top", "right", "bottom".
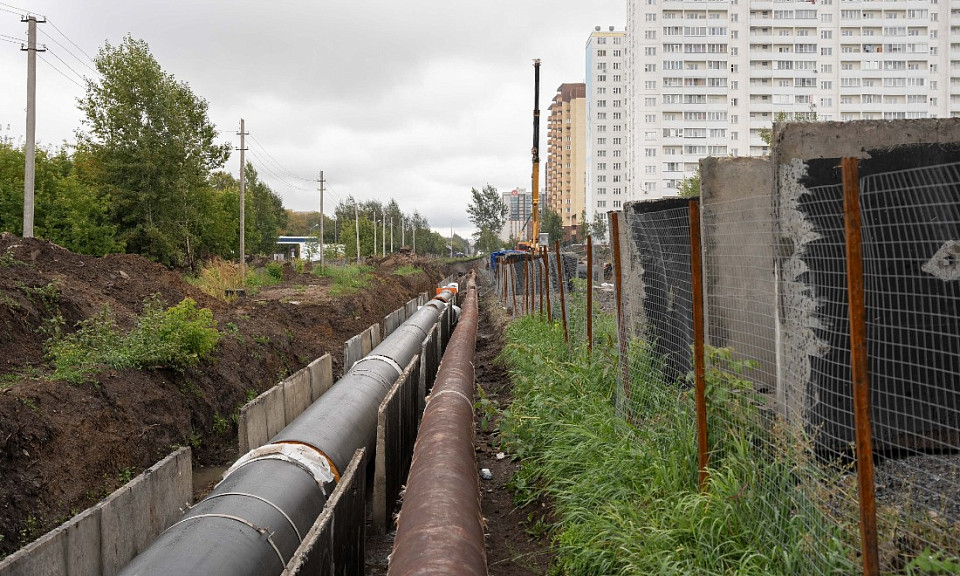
[
  {"left": 626, "top": 0, "right": 960, "bottom": 198},
  {"left": 499, "top": 188, "right": 533, "bottom": 242},
  {"left": 586, "top": 26, "right": 629, "bottom": 221}
]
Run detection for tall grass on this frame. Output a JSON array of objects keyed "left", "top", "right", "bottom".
[
  {"left": 186, "top": 258, "right": 283, "bottom": 299},
  {"left": 498, "top": 316, "right": 855, "bottom": 575},
  {"left": 313, "top": 264, "right": 373, "bottom": 296}
]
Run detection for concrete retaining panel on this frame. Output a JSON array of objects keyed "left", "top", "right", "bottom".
[
  {"left": 699, "top": 156, "right": 778, "bottom": 395},
  {"left": 264, "top": 384, "right": 287, "bottom": 440},
  {"left": 283, "top": 367, "right": 312, "bottom": 426},
  {"left": 281, "top": 448, "right": 367, "bottom": 576},
  {"left": 405, "top": 297, "right": 418, "bottom": 319},
  {"left": 238, "top": 395, "right": 269, "bottom": 455},
  {"left": 343, "top": 334, "right": 363, "bottom": 375},
  {"left": 373, "top": 355, "right": 421, "bottom": 534},
  {"left": 0, "top": 448, "right": 190, "bottom": 576},
  {"left": 308, "top": 354, "right": 334, "bottom": 402},
  {"left": 384, "top": 309, "right": 402, "bottom": 338}
]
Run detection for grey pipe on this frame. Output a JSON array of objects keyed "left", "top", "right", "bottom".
[{"left": 119, "top": 288, "right": 456, "bottom": 576}]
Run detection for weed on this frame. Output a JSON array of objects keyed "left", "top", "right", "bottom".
[
  {"left": 313, "top": 264, "right": 373, "bottom": 296},
  {"left": 186, "top": 430, "right": 202, "bottom": 450},
  {"left": 17, "top": 395, "right": 39, "bottom": 412},
  {"left": 178, "top": 380, "right": 202, "bottom": 398},
  {"left": 225, "top": 322, "right": 239, "bottom": 333},
  {"left": 0, "top": 252, "right": 23, "bottom": 267},
  {"left": 18, "top": 515, "right": 40, "bottom": 545},
  {"left": 245, "top": 388, "right": 258, "bottom": 402},
  {"left": 213, "top": 412, "right": 229, "bottom": 435},
  {"left": 186, "top": 258, "right": 244, "bottom": 299},
  {"left": 475, "top": 385, "right": 498, "bottom": 433},
  {"left": 498, "top": 315, "right": 855, "bottom": 575},
  {"left": 253, "top": 335, "right": 269, "bottom": 345},
  {"left": 393, "top": 265, "right": 422, "bottom": 277},
  {"left": 265, "top": 261, "right": 284, "bottom": 281},
  {"left": 46, "top": 297, "right": 220, "bottom": 383},
  {"left": 117, "top": 467, "right": 134, "bottom": 484},
  {"left": 292, "top": 258, "right": 306, "bottom": 275}
]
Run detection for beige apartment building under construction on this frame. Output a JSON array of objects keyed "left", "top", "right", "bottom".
[{"left": 545, "top": 83, "right": 587, "bottom": 241}]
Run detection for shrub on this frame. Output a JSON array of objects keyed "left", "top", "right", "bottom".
[{"left": 47, "top": 296, "right": 219, "bottom": 382}]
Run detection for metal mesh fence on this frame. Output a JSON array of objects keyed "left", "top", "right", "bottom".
[
  {"left": 602, "top": 160, "right": 960, "bottom": 573},
  {"left": 859, "top": 164, "right": 960, "bottom": 570}
]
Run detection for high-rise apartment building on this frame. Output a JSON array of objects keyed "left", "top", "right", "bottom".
[
  {"left": 546, "top": 83, "right": 587, "bottom": 240},
  {"left": 499, "top": 188, "right": 532, "bottom": 242},
  {"left": 585, "top": 26, "right": 629, "bottom": 222},
  {"left": 626, "top": 0, "right": 959, "bottom": 198}
]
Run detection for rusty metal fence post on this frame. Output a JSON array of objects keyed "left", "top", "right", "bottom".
[
  {"left": 610, "top": 213, "right": 631, "bottom": 414},
  {"left": 689, "top": 200, "right": 709, "bottom": 491},
  {"left": 555, "top": 240, "right": 569, "bottom": 345},
  {"left": 841, "top": 157, "right": 880, "bottom": 576}
]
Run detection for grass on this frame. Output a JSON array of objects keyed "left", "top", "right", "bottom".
[
  {"left": 46, "top": 296, "right": 220, "bottom": 383},
  {"left": 186, "top": 258, "right": 284, "bottom": 299},
  {"left": 313, "top": 264, "right": 373, "bottom": 296},
  {"left": 498, "top": 315, "right": 857, "bottom": 575},
  {"left": 393, "top": 265, "right": 422, "bottom": 277}
]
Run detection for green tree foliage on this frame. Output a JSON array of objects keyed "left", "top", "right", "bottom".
[
  {"left": 678, "top": 170, "right": 701, "bottom": 199},
  {"left": 540, "top": 207, "right": 564, "bottom": 247},
  {"left": 78, "top": 36, "right": 232, "bottom": 268},
  {"left": 0, "top": 141, "right": 122, "bottom": 255},
  {"left": 577, "top": 209, "right": 588, "bottom": 243},
  {"left": 466, "top": 184, "right": 507, "bottom": 254},
  {"left": 591, "top": 210, "right": 608, "bottom": 244}
]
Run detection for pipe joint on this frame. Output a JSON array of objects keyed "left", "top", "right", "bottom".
[{"left": 223, "top": 442, "right": 336, "bottom": 493}]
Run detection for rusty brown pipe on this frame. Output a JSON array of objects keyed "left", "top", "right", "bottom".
[{"left": 389, "top": 273, "right": 485, "bottom": 576}]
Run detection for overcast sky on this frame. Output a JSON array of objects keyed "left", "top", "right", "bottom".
[{"left": 0, "top": 1, "right": 624, "bottom": 240}]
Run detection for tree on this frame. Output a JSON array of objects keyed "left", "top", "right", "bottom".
[
  {"left": 540, "top": 207, "right": 563, "bottom": 247},
  {"left": 466, "top": 184, "right": 507, "bottom": 254},
  {"left": 678, "top": 170, "right": 701, "bottom": 198},
  {"left": 77, "top": 35, "right": 231, "bottom": 268},
  {"left": 578, "top": 209, "right": 588, "bottom": 243},
  {"left": 591, "top": 211, "right": 608, "bottom": 244}
]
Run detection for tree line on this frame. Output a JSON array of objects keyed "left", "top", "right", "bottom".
[{"left": 1, "top": 35, "right": 458, "bottom": 268}]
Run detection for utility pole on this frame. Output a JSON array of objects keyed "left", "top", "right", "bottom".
[
  {"left": 382, "top": 211, "right": 386, "bottom": 256},
  {"left": 412, "top": 224, "right": 416, "bottom": 255},
  {"left": 390, "top": 218, "right": 394, "bottom": 253},
  {"left": 450, "top": 224, "right": 454, "bottom": 258},
  {"left": 354, "top": 201, "right": 360, "bottom": 265},
  {"left": 21, "top": 15, "right": 45, "bottom": 238},
  {"left": 317, "top": 170, "right": 325, "bottom": 268},
  {"left": 373, "top": 215, "right": 377, "bottom": 259},
  {"left": 238, "top": 119, "right": 249, "bottom": 280},
  {"left": 401, "top": 218, "right": 405, "bottom": 247}
]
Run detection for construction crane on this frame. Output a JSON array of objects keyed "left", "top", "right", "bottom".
[{"left": 530, "top": 58, "right": 542, "bottom": 251}]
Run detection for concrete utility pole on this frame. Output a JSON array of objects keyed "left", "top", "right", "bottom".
[
  {"left": 390, "top": 218, "right": 394, "bottom": 253},
  {"left": 412, "top": 224, "right": 416, "bottom": 255},
  {"left": 238, "top": 119, "right": 248, "bottom": 279},
  {"left": 373, "top": 216, "right": 377, "bottom": 259},
  {"left": 21, "top": 15, "right": 45, "bottom": 238},
  {"left": 318, "top": 170, "right": 325, "bottom": 268},
  {"left": 382, "top": 212, "right": 386, "bottom": 256},
  {"left": 354, "top": 201, "right": 360, "bottom": 265},
  {"left": 401, "top": 218, "right": 405, "bottom": 247}
]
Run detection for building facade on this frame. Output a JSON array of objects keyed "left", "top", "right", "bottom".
[
  {"left": 585, "top": 26, "right": 629, "bottom": 222},
  {"left": 545, "top": 83, "right": 588, "bottom": 240},
  {"left": 499, "top": 188, "right": 533, "bottom": 242},
  {"left": 626, "top": 0, "right": 960, "bottom": 198}
]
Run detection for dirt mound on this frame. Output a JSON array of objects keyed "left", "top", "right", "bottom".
[{"left": 0, "top": 235, "right": 442, "bottom": 556}]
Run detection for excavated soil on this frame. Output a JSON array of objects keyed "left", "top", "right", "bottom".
[{"left": 0, "top": 234, "right": 443, "bottom": 557}]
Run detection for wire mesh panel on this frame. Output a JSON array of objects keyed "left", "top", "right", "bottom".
[
  {"left": 704, "top": 189, "right": 859, "bottom": 574},
  {"left": 618, "top": 199, "right": 694, "bottom": 413},
  {"left": 859, "top": 162, "right": 960, "bottom": 570}
]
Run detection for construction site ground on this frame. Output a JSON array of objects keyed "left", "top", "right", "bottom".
[{"left": 0, "top": 234, "right": 551, "bottom": 574}]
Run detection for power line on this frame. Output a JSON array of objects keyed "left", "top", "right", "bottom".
[
  {"left": 247, "top": 135, "right": 315, "bottom": 183},
  {"left": 37, "top": 53, "right": 83, "bottom": 89},
  {"left": 45, "top": 19, "right": 95, "bottom": 63},
  {"left": 39, "top": 28, "right": 97, "bottom": 75},
  {"left": 43, "top": 47, "right": 87, "bottom": 83}
]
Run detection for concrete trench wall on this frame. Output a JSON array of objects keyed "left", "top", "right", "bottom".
[{"left": 0, "top": 448, "right": 191, "bottom": 576}]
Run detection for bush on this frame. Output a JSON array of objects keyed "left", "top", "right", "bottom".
[{"left": 47, "top": 296, "right": 219, "bottom": 382}]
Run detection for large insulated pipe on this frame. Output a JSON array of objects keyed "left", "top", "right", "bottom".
[
  {"left": 389, "top": 274, "right": 484, "bottom": 576},
  {"left": 120, "top": 286, "right": 457, "bottom": 576}
]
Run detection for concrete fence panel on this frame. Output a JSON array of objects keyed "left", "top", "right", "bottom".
[
  {"left": 283, "top": 367, "right": 313, "bottom": 426},
  {"left": 281, "top": 448, "right": 367, "bottom": 576},
  {"left": 343, "top": 334, "right": 363, "bottom": 375},
  {"left": 372, "top": 355, "right": 421, "bottom": 534},
  {"left": 308, "top": 354, "right": 334, "bottom": 402},
  {"left": 0, "top": 448, "right": 190, "bottom": 576},
  {"left": 264, "top": 384, "right": 287, "bottom": 440}
]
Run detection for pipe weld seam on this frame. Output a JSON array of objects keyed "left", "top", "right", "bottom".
[
  {"left": 348, "top": 368, "right": 397, "bottom": 390},
  {"left": 428, "top": 389, "right": 473, "bottom": 410},
  {"left": 351, "top": 354, "right": 403, "bottom": 377},
  {"left": 203, "top": 491, "right": 303, "bottom": 543},
  {"left": 164, "top": 513, "right": 286, "bottom": 567},
  {"left": 222, "top": 443, "right": 336, "bottom": 494}
]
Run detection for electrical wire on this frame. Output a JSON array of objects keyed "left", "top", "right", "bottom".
[
  {"left": 37, "top": 52, "right": 83, "bottom": 89},
  {"left": 39, "top": 27, "right": 97, "bottom": 75},
  {"left": 45, "top": 19, "right": 95, "bottom": 63},
  {"left": 247, "top": 135, "right": 316, "bottom": 183},
  {"left": 44, "top": 47, "right": 88, "bottom": 84}
]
